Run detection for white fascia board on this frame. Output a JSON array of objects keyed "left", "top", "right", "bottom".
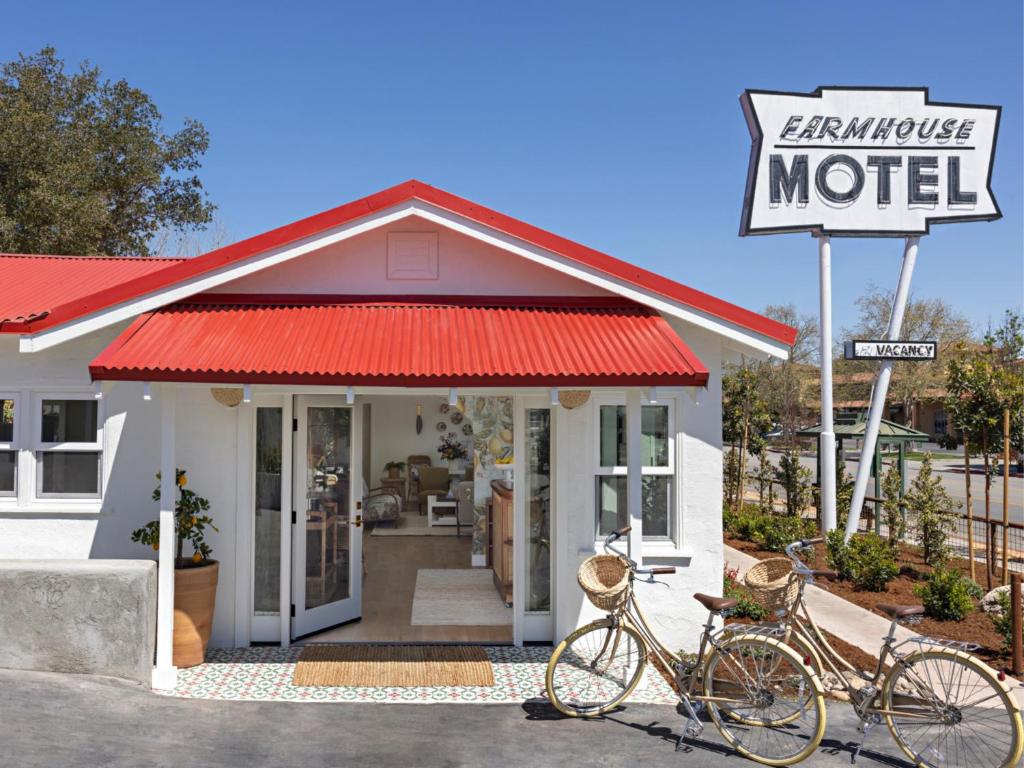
[
  {"left": 407, "top": 202, "right": 790, "bottom": 360},
  {"left": 20, "top": 198, "right": 789, "bottom": 360},
  {"left": 19, "top": 202, "right": 419, "bottom": 353}
]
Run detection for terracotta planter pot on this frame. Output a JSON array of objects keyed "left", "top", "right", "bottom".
[{"left": 173, "top": 560, "right": 219, "bottom": 668}]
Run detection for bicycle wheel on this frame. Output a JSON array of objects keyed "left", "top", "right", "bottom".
[
  {"left": 703, "top": 633, "right": 826, "bottom": 766},
  {"left": 882, "top": 648, "right": 1023, "bottom": 768},
  {"left": 545, "top": 619, "right": 647, "bottom": 717}
]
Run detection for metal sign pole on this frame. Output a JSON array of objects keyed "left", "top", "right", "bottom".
[
  {"left": 843, "top": 235, "right": 920, "bottom": 542},
  {"left": 818, "top": 235, "right": 837, "bottom": 532}
]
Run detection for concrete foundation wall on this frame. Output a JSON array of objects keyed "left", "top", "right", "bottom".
[{"left": 0, "top": 560, "right": 156, "bottom": 684}]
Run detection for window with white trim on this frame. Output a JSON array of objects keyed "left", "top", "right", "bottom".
[
  {"left": 594, "top": 401, "right": 674, "bottom": 539},
  {"left": 0, "top": 395, "right": 17, "bottom": 497},
  {"left": 34, "top": 395, "right": 102, "bottom": 498}
]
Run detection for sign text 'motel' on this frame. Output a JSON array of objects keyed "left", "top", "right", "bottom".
[
  {"left": 740, "top": 87, "right": 1001, "bottom": 236},
  {"left": 843, "top": 340, "right": 938, "bottom": 361}
]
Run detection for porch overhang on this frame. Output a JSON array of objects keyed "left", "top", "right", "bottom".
[{"left": 88, "top": 295, "right": 709, "bottom": 388}]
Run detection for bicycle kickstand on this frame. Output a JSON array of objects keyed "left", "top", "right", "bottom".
[
  {"left": 676, "top": 697, "right": 704, "bottom": 751},
  {"left": 851, "top": 714, "right": 881, "bottom": 764}
]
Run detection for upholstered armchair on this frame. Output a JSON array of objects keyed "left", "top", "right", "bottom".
[
  {"left": 406, "top": 454, "right": 432, "bottom": 503},
  {"left": 416, "top": 466, "right": 451, "bottom": 515},
  {"left": 453, "top": 480, "right": 475, "bottom": 537}
]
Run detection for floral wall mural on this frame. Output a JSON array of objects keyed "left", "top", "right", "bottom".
[{"left": 464, "top": 396, "right": 514, "bottom": 557}]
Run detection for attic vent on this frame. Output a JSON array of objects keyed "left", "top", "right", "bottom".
[{"left": 387, "top": 232, "right": 438, "bottom": 280}]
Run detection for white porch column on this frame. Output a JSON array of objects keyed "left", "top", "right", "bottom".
[
  {"left": 152, "top": 385, "right": 178, "bottom": 690},
  {"left": 626, "top": 389, "right": 643, "bottom": 559}
]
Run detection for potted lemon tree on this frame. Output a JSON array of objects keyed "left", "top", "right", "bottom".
[{"left": 131, "top": 469, "right": 219, "bottom": 668}]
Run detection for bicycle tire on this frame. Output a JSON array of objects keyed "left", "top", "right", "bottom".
[{"left": 545, "top": 619, "right": 647, "bottom": 717}]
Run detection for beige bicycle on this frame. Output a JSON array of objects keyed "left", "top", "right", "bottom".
[
  {"left": 743, "top": 537, "right": 1023, "bottom": 768},
  {"left": 545, "top": 526, "right": 826, "bottom": 766}
]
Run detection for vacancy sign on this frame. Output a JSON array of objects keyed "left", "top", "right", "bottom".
[
  {"left": 740, "top": 87, "right": 1001, "bottom": 236},
  {"left": 844, "top": 340, "right": 937, "bottom": 361}
]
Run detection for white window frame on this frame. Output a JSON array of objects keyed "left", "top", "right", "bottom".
[
  {"left": 0, "top": 393, "right": 20, "bottom": 498},
  {"left": 32, "top": 392, "right": 104, "bottom": 501},
  {"left": 593, "top": 396, "right": 676, "bottom": 542}
]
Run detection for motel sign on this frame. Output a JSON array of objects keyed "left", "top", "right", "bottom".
[{"left": 739, "top": 87, "right": 1000, "bottom": 236}]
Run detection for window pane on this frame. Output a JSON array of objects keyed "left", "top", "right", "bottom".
[
  {"left": 642, "top": 476, "right": 672, "bottom": 538},
  {"left": 525, "top": 409, "right": 551, "bottom": 612},
  {"left": 41, "top": 400, "right": 97, "bottom": 443},
  {"left": 39, "top": 451, "right": 100, "bottom": 495},
  {"left": 596, "top": 475, "right": 628, "bottom": 536},
  {"left": 254, "top": 408, "right": 282, "bottom": 615},
  {"left": 0, "top": 451, "right": 14, "bottom": 494},
  {"left": 641, "top": 405, "right": 669, "bottom": 467},
  {"left": 599, "top": 405, "right": 626, "bottom": 467},
  {"left": 1, "top": 399, "right": 13, "bottom": 442}
]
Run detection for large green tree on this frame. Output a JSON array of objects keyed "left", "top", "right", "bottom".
[{"left": 0, "top": 47, "right": 214, "bottom": 256}]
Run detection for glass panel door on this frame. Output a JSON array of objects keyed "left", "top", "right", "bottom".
[
  {"left": 524, "top": 408, "right": 551, "bottom": 613},
  {"left": 292, "top": 396, "right": 362, "bottom": 637}
]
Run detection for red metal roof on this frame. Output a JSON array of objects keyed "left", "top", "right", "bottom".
[
  {"left": 0, "top": 255, "right": 184, "bottom": 327},
  {"left": 89, "top": 296, "right": 709, "bottom": 387},
  {"left": 2, "top": 181, "right": 796, "bottom": 347}
]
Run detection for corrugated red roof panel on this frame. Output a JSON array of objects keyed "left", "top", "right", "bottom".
[
  {"left": 1, "top": 181, "right": 796, "bottom": 347},
  {"left": 89, "top": 297, "right": 709, "bottom": 387},
  {"left": 0, "top": 255, "right": 184, "bottom": 326}
]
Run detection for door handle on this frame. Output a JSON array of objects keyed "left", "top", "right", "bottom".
[{"left": 352, "top": 515, "right": 363, "bottom": 528}]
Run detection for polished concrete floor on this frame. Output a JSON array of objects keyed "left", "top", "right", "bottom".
[{"left": 300, "top": 518, "right": 513, "bottom": 644}]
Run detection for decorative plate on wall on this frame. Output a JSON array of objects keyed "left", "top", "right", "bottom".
[
  {"left": 461, "top": 423, "right": 473, "bottom": 436},
  {"left": 439, "top": 403, "right": 450, "bottom": 414},
  {"left": 450, "top": 411, "right": 464, "bottom": 424},
  {"left": 436, "top": 421, "right": 447, "bottom": 432}
]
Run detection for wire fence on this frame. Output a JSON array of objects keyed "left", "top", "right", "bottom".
[{"left": 731, "top": 472, "right": 1024, "bottom": 583}]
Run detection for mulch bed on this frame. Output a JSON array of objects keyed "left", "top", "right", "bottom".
[{"left": 725, "top": 535, "right": 1020, "bottom": 679}]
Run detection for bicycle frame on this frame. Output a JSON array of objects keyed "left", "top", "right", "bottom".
[{"left": 775, "top": 540, "right": 970, "bottom": 723}]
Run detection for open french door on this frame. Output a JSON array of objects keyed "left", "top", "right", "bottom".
[{"left": 291, "top": 396, "right": 362, "bottom": 638}]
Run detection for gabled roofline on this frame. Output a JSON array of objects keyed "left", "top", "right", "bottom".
[{"left": 10, "top": 180, "right": 796, "bottom": 355}]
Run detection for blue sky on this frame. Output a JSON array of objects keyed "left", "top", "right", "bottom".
[{"left": 5, "top": 1, "right": 1021, "bottom": 336}]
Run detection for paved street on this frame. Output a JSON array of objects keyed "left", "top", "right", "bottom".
[{"left": 0, "top": 668, "right": 924, "bottom": 768}]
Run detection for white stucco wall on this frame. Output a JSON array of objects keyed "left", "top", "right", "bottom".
[
  {"left": 0, "top": 331, "right": 241, "bottom": 647},
  {"left": 552, "top": 323, "right": 724, "bottom": 652},
  {"left": 215, "top": 215, "right": 613, "bottom": 297}
]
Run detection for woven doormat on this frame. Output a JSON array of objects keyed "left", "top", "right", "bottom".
[{"left": 293, "top": 645, "right": 495, "bottom": 687}]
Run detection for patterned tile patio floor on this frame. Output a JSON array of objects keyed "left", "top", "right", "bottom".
[{"left": 161, "top": 646, "right": 679, "bottom": 705}]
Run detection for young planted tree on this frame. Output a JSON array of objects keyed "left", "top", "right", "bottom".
[
  {"left": 776, "top": 449, "right": 813, "bottom": 517},
  {"left": 723, "top": 364, "right": 772, "bottom": 512},
  {"left": 945, "top": 328, "right": 1021, "bottom": 587},
  {"left": 758, "top": 304, "right": 818, "bottom": 445},
  {"left": 880, "top": 460, "right": 906, "bottom": 549},
  {"left": 0, "top": 47, "right": 214, "bottom": 255},
  {"left": 755, "top": 450, "right": 776, "bottom": 514},
  {"left": 904, "top": 454, "right": 960, "bottom": 568}
]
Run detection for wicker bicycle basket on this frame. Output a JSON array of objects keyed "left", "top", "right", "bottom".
[
  {"left": 578, "top": 554, "right": 632, "bottom": 611},
  {"left": 743, "top": 557, "right": 799, "bottom": 613}
]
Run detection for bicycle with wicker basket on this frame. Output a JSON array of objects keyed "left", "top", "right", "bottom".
[
  {"left": 545, "top": 526, "right": 826, "bottom": 766},
  {"left": 742, "top": 537, "right": 1023, "bottom": 768}
]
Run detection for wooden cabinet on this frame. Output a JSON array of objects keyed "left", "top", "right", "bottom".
[{"left": 490, "top": 480, "right": 513, "bottom": 605}]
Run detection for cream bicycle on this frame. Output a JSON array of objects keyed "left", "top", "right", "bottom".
[
  {"left": 545, "top": 526, "right": 826, "bottom": 766},
  {"left": 743, "top": 537, "right": 1023, "bottom": 768}
]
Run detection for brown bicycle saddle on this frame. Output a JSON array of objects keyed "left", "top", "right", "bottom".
[
  {"left": 693, "top": 593, "right": 738, "bottom": 612},
  {"left": 876, "top": 603, "right": 925, "bottom": 619}
]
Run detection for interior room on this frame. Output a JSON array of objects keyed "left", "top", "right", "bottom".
[{"left": 301, "top": 394, "right": 518, "bottom": 644}]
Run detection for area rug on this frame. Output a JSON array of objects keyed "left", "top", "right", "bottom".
[
  {"left": 371, "top": 513, "right": 458, "bottom": 537},
  {"left": 410, "top": 569, "right": 512, "bottom": 626},
  {"left": 292, "top": 644, "right": 494, "bottom": 687}
]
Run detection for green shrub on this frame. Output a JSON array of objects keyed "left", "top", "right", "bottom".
[
  {"left": 723, "top": 566, "right": 767, "bottom": 620},
  {"left": 915, "top": 569, "right": 980, "bottom": 621},
  {"left": 753, "top": 515, "right": 817, "bottom": 553},
  {"left": 827, "top": 532, "right": 899, "bottom": 592},
  {"left": 991, "top": 591, "right": 1015, "bottom": 650},
  {"left": 905, "top": 454, "right": 960, "bottom": 566}
]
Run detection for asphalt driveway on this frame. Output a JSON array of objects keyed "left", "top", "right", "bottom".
[{"left": 0, "top": 668, "right": 922, "bottom": 768}]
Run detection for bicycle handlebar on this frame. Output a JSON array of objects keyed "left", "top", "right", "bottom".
[{"left": 602, "top": 527, "right": 675, "bottom": 576}]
